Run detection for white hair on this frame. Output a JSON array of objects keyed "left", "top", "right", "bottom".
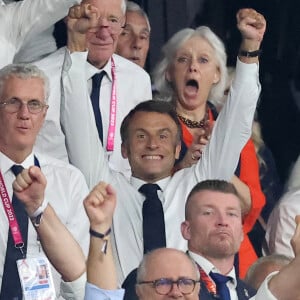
[
  {"left": 152, "top": 26, "right": 227, "bottom": 105},
  {"left": 126, "top": 1, "right": 150, "bottom": 31}
]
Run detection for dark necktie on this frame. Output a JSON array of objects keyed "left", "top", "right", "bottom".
[
  {"left": 209, "top": 272, "right": 231, "bottom": 300},
  {"left": 1, "top": 165, "right": 27, "bottom": 300},
  {"left": 90, "top": 72, "right": 106, "bottom": 144},
  {"left": 139, "top": 184, "right": 166, "bottom": 253}
]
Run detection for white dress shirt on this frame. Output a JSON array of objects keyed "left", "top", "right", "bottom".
[
  {"left": 0, "top": 151, "right": 89, "bottom": 299},
  {"left": 185, "top": 251, "right": 277, "bottom": 300},
  {"left": 0, "top": 0, "right": 80, "bottom": 69},
  {"left": 61, "top": 58, "right": 261, "bottom": 284},
  {"left": 265, "top": 188, "right": 300, "bottom": 258},
  {"left": 61, "top": 51, "right": 152, "bottom": 180}
]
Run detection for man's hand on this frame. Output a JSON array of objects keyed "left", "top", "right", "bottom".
[
  {"left": 12, "top": 166, "right": 46, "bottom": 216},
  {"left": 84, "top": 182, "right": 116, "bottom": 232},
  {"left": 66, "top": 3, "right": 99, "bottom": 52}
]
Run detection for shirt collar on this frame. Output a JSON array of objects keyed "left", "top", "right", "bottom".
[
  {"left": 86, "top": 56, "right": 113, "bottom": 82},
  {"left": 130, "top": 176, "right": 171, "bottom": 192},
  {"left": 188, "top": 251, "right": 237, "bottom": 287},
  {"left": 0, "top": 152, "right": 35, "bottom": 175}
]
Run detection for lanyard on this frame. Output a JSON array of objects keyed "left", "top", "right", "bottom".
[
  {"left": 106, "top": 57, "right": 117, "bottom": 151},
  {"left": 0, "top": 156, "right": 40, "bottom": 257},
  {"left": 197, "top": 264, "right": 217, "bottom": 296}
]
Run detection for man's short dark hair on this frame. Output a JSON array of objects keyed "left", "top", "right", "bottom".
[
  {"left": 185, "top": 180, "right": 240, "bottom": 218},
  {"left": 120, "top": 100, "right": 182, "bottom": 144}
]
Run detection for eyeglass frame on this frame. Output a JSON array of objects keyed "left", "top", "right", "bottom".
[
  {"left": 0, "top": 97, "right": 49, "bottom": 114},
  {"left": 137, "top": 277, "right": 200, "bottom": 295}
]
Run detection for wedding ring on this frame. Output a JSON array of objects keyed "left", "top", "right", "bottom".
[{"left": 191, "top": 153, "right": 196, "bottom": 160}]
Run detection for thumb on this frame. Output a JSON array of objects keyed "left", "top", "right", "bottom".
[
  {"left": 106, "top": 183, "right": 116, "bottom": 197},
  {"left": 28, "top": 166, "right": 47, "bottom": 186}
]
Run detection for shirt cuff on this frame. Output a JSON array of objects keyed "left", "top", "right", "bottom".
[
  {"left": 85, "top": 282, "right": 125, "bottom": 300},
  {"left": 63, "top": 47, "right": 88, "bottom": 73},
  {"left": 60, "top": 272, "right": 87, "bottom": 300},
  {"left": 255, "top": 271, "right": 279, "bottom": 300}
]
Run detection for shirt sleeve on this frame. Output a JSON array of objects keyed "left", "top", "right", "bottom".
[
  {"left": 253, "top": 272, "right": 278, "bottom": 300},
  {"left": 60, "top": 272, "right": 87, "bottom": 300},
  {"left": 3, "top": 0, "right": 80, "bottom": 54},
  {"left": 265, "top": 191, "right": 298, "bottom": 258},
  {"left": 84, "top": 283, "right": 125, "bottom": 300},
  {"left": 194, "top": 58, "right": 261, "bottom": 181}
]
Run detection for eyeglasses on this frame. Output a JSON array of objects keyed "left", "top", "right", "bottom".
[
  {"left": 137, "top": 278, "right": 200, "bottom": 295},
  {"left": 89, "top": 16, "right": 125, "bottom": 34},
  {"left": 0, "top": 98, "right": 48, "bottom": 114}
]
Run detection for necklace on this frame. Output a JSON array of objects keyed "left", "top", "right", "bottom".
[{"left": 177, "top": 108, "right": 209, "bottom": 129}]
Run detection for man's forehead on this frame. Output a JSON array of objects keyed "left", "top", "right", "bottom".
[
  {"left": 191, "top": 190, "right": 241, "bottom": 207},
  {"left": 126, "top": 11, "right": 149, "bottom": 30}
]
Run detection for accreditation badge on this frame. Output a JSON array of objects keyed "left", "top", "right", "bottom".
[{"left": 17, "top": 257, "right": 55, "bottom": 300}]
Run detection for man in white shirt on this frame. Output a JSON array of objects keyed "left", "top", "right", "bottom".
[
  {"left": 0, "top": 64, "right": 89, "bottom": 299},
  {"left": 61, "top": 7, "right": 265, "bottom": 285},
  {"left": 62, "top": 6, "right": 265, "bottom": 282},
  {"left": 34, "top": 0, "right": 152, "bottom": 168},
  {"left": 181, "top": 180, "right": 256, "bottom": 299},
  {"left": 0, "top": 0, "right": 81, "bottom": 69}
]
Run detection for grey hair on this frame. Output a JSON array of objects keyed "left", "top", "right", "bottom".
[
  {"left": 152, "top": 26, "right": 227, "bottom": 105},
  {"left": 126, "top": 1, "right": 151, "bottom": 32},
  {"left": 136, "top": 248, "right": 200, "bottom": 283},
  {"left": 0, "top": 64, "right": 50, "bottom": 103},
  {"left": 245, "top": 254, "right": 291, "bottom": 289}
]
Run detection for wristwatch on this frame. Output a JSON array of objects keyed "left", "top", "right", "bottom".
[
  {"left": 29, "top": 200, "right": 48, "bottom": 227},
  {"left": 239, "top": 49, "right": 262, "bottom": 57}
]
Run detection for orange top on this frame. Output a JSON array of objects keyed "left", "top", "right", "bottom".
[{"left": 180, "top": 110, "right": 265, "bottom": 278}]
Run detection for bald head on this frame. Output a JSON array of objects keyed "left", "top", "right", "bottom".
[{"left": 136, "top": 248, "right": 200, "bottom": 299}]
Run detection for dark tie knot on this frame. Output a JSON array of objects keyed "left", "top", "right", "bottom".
[
  {"left": 210, "top": 272, "right": 232, "bottom": 285},
  {"left": 92, "top": 71, "right": 106, "bottom": 88},
  {"left": 11, "top": 165, "right": 24, "bottom": 177},
  {"left": 139, "top": 184, "right": 161, "bottom": 198}
]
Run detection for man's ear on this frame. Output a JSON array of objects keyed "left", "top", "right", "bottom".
[
  {"left": 181, "top": 220, "right": 191, "bottom": 241},
  {"left": 121, "top": 142, "right": 128, "bottom": 159},
  {"left": 174, "top": 143, "right": 181, "bottom": 160}
]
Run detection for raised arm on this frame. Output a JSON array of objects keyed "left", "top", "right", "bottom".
[
  {"left": 61, "top": 3, "right": 112, "bottom": 188},
  {"left": 0, "top": 0, "right": 81, "bottom": 67},
  {"left": 13, "top": 166, "right": 86, "bottom": 282},
  {"left": 256, "top": 216, "right": 300, "bottom": 300},
  {"left": 84, "top": 182, "right": 124, "bottom": 299},
  {"left": 194, "top": 8, "right": 266, "bottom": 181}
]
